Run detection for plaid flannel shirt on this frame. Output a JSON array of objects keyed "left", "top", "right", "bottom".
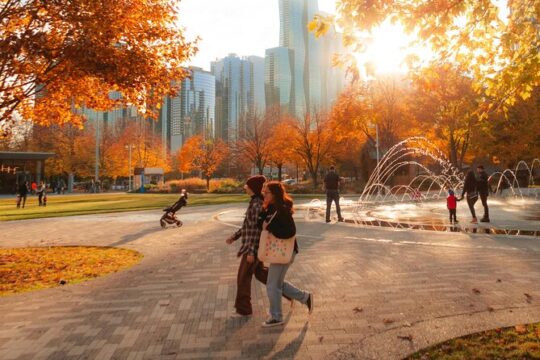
[{"left": 231, "top": 195, "right": 263, "bottom": 257}]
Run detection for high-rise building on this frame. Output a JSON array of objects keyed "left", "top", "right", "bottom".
[
  {"left": 247, "top": 56, "right": 266, "bottom": 114},
  {"left": 274, "top": 0, "right": 347, "bottom": 118},
  {"left": 278, "top": 0, "right": 321, "bottom": 117},
  {"left": 265, "top": 47, "right": 295, "bottom": 113},
  {"left": 169, "top": 67, "right": 216, "bottom": 153},
  {"left": 212, "top": 54, "right": 265, "bottom": 143},
  {"left": 319, "top": 24, "right": 348, "bottom": 109}
]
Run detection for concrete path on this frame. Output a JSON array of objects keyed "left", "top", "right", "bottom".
[{"left": 1, "top": 204, "right": 540, "bottom": 359}]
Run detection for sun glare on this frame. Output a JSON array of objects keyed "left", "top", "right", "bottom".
[{"left": 354, "top": 21, "right": 432, "bottom": 77}]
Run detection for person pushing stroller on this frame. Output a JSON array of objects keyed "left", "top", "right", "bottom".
[{"left": 160, "top": 189, "right": 188, "bottom": 228}]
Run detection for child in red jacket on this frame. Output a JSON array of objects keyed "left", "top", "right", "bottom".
[{"left": 447, "top": 189, "right": 458, "bottom": 224}]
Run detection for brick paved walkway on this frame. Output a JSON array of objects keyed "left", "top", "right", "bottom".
[{"left": 1, "top": 204, "right": 540, "bottom": 359}]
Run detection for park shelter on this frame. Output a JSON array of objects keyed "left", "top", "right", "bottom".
[
  {"left": 133, "top": 167, "right": 165, "bottom": 190},
  {"left": 0, "top": 152, "right": 55, "bottom": 194}
]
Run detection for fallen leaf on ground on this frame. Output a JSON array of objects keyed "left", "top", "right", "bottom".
[
  {"left": 398, "top": 335, "right": 413, "bottom": 341},
  {"left": 472, "top": 288, "right": 481, "bottom": 294},
  {"left": 383, "top": 318, "right": 395, "bottom": 325},
  {"left": 496, "top": 279, "right": 502, "bottom": 283},
  {"left": 525, "top": 293, "right": 532, "bottom": 303},
  {"left": 353, "top": 307, "right": 363, "bottom": 313},
  {"left": 487, "top": 306, "right": 495, "bottom": 312},
  {"left": 515, "top": 325, "right": 527, "bottom": 334},
  {"left": 318, "top": 336, "right": 324, "bottom": 343}
]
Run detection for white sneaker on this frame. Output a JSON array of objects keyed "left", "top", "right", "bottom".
[{"left": 262, "top": 318, "right": 284, "bottom": 327}]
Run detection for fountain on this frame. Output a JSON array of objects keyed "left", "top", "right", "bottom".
[{"left": 303, "top": 137, "right": 540, "bottom": 237}]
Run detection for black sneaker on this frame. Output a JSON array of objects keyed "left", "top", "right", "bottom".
[
  {"left": 262, "top": 318, "right": 284, "bottom": 327},
  {"left": 338, "top": 218, "right": 345, "bottom": 222},
  {"left": 306, "top": 293, "right": 313, "bottom": 314},
  {"left": 325, "top": 220, "right": 331, "bottom": 223},
  {"left": 480, "top": 218, "right": 490, "bottom": 223}
]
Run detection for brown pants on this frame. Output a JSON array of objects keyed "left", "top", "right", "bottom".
[{"left": 235, "top": 254, "right": 290, "bottom": 315}]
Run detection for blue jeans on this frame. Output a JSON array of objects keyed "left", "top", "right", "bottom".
[{"left": 266, "top": 254, "right": 309, "bottom": 321}]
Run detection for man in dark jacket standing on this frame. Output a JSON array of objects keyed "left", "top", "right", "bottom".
[
  {"left": 323, "top": 166, "right": 344, "bottom": 223},
  {"left": 476, "top": 165, "right": 490, "bottom": 222},
  {"left": 17, "top": 181, "right": 29, "bottom": 208}
]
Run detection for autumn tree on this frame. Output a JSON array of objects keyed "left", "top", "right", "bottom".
[
  {"left": 175, "top": 135, "right": 202, "bottom": 177},
  {"left": 29, "top": 123, "right": 95, "bottom": 181},
  {"left": 0, "top": 0, "right": 195, "bottom": 136},
  {"left": 312, "top": 0, "right": 539, "bottom": 111},
  {"left": 235, "top": 113, "right": 272, "bottom": 175},
  {"left": 410, "top": 64, "right": 480, "bottom": 169},
  {"left": 473, "top": 87, "right": 540, "bottom": 168},
  {"left": 267, "top": 116, "right": 296, "bottom": 181},
  {"left": 289, "top": 112, "right": 335, "bottom": 188},
  {"left": 105, "top": 120, "right": 170, "bottom": 179},
  {"left": 178, "top": 135, "right": 228, "bottom": 191},
  {"left": 332, "top": 78, "right": 412, "bottom": 149},
  {"left": 194, "top": 137, "right": 229, "bottom": 191}
]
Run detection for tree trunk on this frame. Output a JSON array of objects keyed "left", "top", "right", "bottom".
[
  {"left": 277, "top": 164, "right": 283, "bottom": 181},
  {"left": 310, "top": 171, "right": 318, "bottom": 189},
  {"left": 206, "top": 177, "right": 210, "bottom": 192}
]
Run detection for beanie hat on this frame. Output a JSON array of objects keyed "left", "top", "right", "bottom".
[{"left": 246, "top": 175, "right": 266, "bottom": 196}]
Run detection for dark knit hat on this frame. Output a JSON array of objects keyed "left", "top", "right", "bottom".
[{"left": 246, "top": 175, "right": 266, "bottom": 196}]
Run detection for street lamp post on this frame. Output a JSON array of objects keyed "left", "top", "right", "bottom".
[
  {"left": 95, "top": 119, "right": 100, "bottom": 183},
  {"left": 126, "top": 144, "right": 132, "bottom": 192},
  {"left": 368, "top": 122, "right": 380, "bottom": 167}
]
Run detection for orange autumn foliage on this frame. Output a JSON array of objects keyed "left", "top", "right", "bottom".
[
  {"left": 105, "top": 121, "right": 170, "bottom": 178},
  {"left": 176, "top": 135, "right": 229, "bottom": 190},
  {"left": 0, "top": 0, "right": 196, "bottom": 137}
]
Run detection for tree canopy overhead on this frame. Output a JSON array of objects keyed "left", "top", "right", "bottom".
[
  {"left": 0, "top": 0, "right": 196, "bottom": 136},
  {"left": 317, "top": 0, "right": 539, "bottom": 111}
]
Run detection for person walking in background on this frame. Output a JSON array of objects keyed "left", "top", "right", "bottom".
[
  {"left": 37, "top": 180, "right": 46, "bottom": 206},
  {"left": 476, "top": 165, "right": 490, "bottom": 222},
  {"left": 225, "top": 175, "right": 268, "bottom": 317},
  {"left": 31, "top": 181, "right": 37, "bottom": 195},
  {"left": 16, "top": 181, "right": 29, "bottom": 208},
  {"left": 323, "top": 166, "right": 344, "bottom": 223},
  {"left": 259, "top": 181, "right": 313, "bottom": 327},
  {"left": 460, "top": 170, "right": 478, "bottom": 223},
  {"left": 447, "top": 188, "right": 458, "bottom": 224},
  {"left": 59, "top": 178, "right": 66, "bottom": 194}
]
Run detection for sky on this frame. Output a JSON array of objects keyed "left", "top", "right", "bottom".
[{"left": 177, "top": 0, "right": 337, "bottom": 71}]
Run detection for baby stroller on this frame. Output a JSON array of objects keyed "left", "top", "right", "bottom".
[{"left": 160, "top": 190, "right": 188, "bottom": 228}]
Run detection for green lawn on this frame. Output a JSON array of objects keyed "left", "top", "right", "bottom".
[
  {"left": 407, "top": 323, "right": 540, "bottom": 359},
  {"left": 0, "top": 193, "right": 248, "bottom": 221}
]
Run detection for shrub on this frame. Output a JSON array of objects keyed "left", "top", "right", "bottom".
[{"left": 164, "top": 178, "right": 242, "bottom": 194}]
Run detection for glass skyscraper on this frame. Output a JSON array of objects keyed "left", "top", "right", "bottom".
[
  {"left": 169, "top": 67, "right": 216, "bottom": 153},
  {"left": 265, "top": 47, "right": 295, "bottom": 114},
  {"left": 212, "top": 54, "right": 265, "bottom": 143},
  {"left": 278, "top": 0, "right": 322, "bottom": 117}
]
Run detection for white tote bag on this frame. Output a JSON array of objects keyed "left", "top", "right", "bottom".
[{"left": 257, "top": 212, "right": 295, "bottom": 264}]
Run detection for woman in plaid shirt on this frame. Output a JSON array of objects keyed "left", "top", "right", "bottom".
[{"left": 226, "top": 175, "right": 267, "bottom": 316}]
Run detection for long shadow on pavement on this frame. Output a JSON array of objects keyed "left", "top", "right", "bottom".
[
  {"left": 267, "top": 321, "right": 309, "bottom": 359},
  {"left": 108, "top": 226, "right": 164, "bottom": 247}
]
